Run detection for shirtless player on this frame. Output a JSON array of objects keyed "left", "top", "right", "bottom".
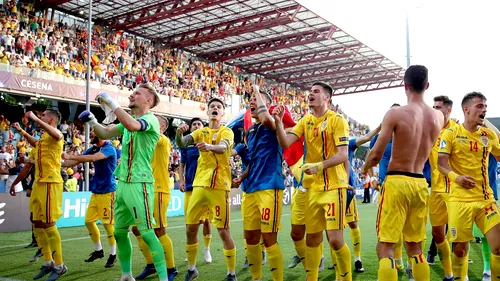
[{"left": 362, "top": 65, "right": 444, "bottom": 281}]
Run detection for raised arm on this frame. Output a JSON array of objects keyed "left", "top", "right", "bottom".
[
  {"left": 26, "top": 111, "right": 62, "bottom": 141},
  {"left": 356, "top": 124, "right": 381, "bottom": 147},
  {"left": 273, "top": 105, "right": 299, "bottom": 149},
  {"left": 175, "top": 124, "right": 194, "bottom": 148},
  {"left": 92, "top": 124, "right": 122, "bottom": 140},
  {"left": 12, "top": 122, "right": 37, "bottom": 146},
  {"left": 254, "top": 85, "right": 275, "bottom": 130}
]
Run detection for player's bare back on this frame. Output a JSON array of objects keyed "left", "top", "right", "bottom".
[{"left": 388, "top": 103, "right": 444, "bottom": 174}]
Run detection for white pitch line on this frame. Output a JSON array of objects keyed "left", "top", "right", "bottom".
[
  {"left": 0, "top": 278, "right": 28, "bottom": 281},
  {"left": 0, "top": 214, "right": 290, "bottom": 250}
]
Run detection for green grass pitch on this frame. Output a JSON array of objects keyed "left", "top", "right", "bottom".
[{"left": 0, "top": 203, "right": 487, "bottom": 281}]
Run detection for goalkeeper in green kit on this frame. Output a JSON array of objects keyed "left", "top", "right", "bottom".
[{"left": 78, "top": 83, "right": 170, "bottom": 281}]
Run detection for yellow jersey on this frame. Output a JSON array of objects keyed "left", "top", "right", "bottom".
[
  {"left": 429, "top": 119, "right": 458, "bottom": 193},
  {"left": 36, "top": 131, "right": 64, "bottom": 183},
  {"left": 439, "top": 125, "right": 500, "bottom": 202},
  {"left": 290, "top": 110, "right": 349, "bottom": 191},
  {"left": 191, "top": 125, "right": 234, "bottom": 190},
  {"left": 73, "top": 137, "right": 82, "bottom": 147},
  {"left": 152, "top": 135, "right": 171, "bottom": 193}
]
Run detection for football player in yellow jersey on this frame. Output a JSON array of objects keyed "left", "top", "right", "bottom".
[
  {"left": 438, "top": 92, "right": 500, "bottom": 280},
  {"left": 425, "top": 95, "right": 456, "bottom": 280},
  {"left": 176, "top": 97, "right": 237, "bottom": 281},
  {"left": 274, "top": 81, "right": 351, "bottom": 281},
  {"left": 132, "top": 115, "right": 178, "bottom": 281},
  {"left": 363, "top": 65, "right": 443, "bottom": 281},
  {"left": 12, "top": 110, "right": 67, "bottom": 280}
]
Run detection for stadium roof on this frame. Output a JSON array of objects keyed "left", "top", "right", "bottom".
[{"left": 38, "top": 0, "right": 406, "bottom": 95}]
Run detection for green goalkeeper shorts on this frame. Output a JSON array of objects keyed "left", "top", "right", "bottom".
[
  {"left": 114, "top": 182, "right": 156, "bottom": 231},
  {"left": 472, "top": 222, "right": 484, "bottom": 238}
]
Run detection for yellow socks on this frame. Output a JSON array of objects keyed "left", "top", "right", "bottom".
[
  {"left": 103, "top": 224, "right": 116, "bottom": 255},
  {"left": 246, "top": 244, "right": 262, "bottom": 280},
  {"left": 203, "top": 234, "right": 212, "bottom": 249},
  {"left": 410, "top": 253, "right": 430, "bottom": 281},
  {"left": 452, "top": 253, "right": 468, "bottom": 280},
  {"left": 436, "top": 240, "right": 452, "bottom": 277},
  {"left": 223, "top": 247, "right": 236, "bottom": 272},
  {"left": 266, "top": 243, "right": 283, "bottom": 281},
  {"left": 293, "top": 239, "right": 306, "bottom": 268},
  {"left": 378, "top": 258, "right": 398, "bottom": 281},
  {"left": 45, "top": 226, "right": 63, "bottom": 265},
  {"left": 305, "top": 245, "right": 321, "bottom": 280},
  {"left": 244, "top": 238, "right": 248, "bottom": 251},
  {"left": 350, "top": 226, "right": 362, "bottom": 259},
  {"left": 159, "top": 234, "right": 175, "bottom": 268},
  {"left": 334, "top": 244, "right": 352, "bottom": 280},
  {"left": 186, "top": 243, "right": 198, "bottom": 266},
  {"left": 330, "top": 247, "right": 340, "bottom": 280},
  {"left": 137, "top": 235, "right": 153, "bottom": 264},
  {"left": 490, "top": 253, "right": 500, "bottom": 280},
  {"left": 35, "top": 228, "right": 52, "bottom": 263},
  {"left": 85, "top": 222, "right": 101, "bottom": 244}
]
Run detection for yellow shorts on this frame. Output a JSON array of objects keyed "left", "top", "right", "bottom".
[
  {"left": 184, "top": 191, "right": 210, "bottom": 222},
  {"left": 243, "top": 189, "right": 283, "bottom": 233},
  {"left": 429, "top": 192, "right": 449, "bottom": 227},
  {"left": 30, "top": 182, "right": 63, "bottom": 223},
  {"left": 448, "top": 200, "right": 500, "bottom": 242},
  {"left": 306, "top": 188, "right": 347, "bottom": 234},
  {"left": 345, "top": 196, "right": 359, "bottom": 224},
  {"left": 153, "top": 192, "right": 169, "bottom": 229},
  {"left": 186, "top": 187, "right": 230, "bottom": 229},
  {"left": 85, "top": 192, "right": 116, "bottom": 225},
  {"left": 376, "top": 173, "right": 429, "bottom": 243},
  {"left": 291, "top": 187, "right": 308, "bottom": 225}
]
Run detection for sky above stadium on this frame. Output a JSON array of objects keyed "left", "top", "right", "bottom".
[{"left": 296, "top": 0, "right": 500, "bottom": 128}]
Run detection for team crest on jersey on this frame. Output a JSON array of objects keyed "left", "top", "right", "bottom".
[
  {"left": 212, "top": 133, "right": 218, "bottom": 142},
  {"left": 450, "top": 227, "right": 457, "bottom": 239},
  {"left": 440, "top": 140, "right": 447, "bottom": 149},
  {"left": 481, "top": 136, "right": 488, "bottom": 146},
  {"left": 321, "top": 121, "right": 327, "bottom": 131}
]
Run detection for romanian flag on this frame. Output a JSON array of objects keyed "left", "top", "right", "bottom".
[{"left": 226, "top": 106, "right": 304, "bottom": 180}]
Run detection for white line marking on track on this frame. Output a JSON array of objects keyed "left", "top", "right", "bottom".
[{"left": 0, "top": 213, "right": 290, "bottom": 250}]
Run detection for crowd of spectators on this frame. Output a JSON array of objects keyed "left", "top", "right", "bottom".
[{"left": 0, "top": 0, "right": 369, "bottom": 136}]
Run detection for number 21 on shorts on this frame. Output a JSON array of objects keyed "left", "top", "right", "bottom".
[{"left": 326, "top": 203, "right": 335, "bottom": 217}]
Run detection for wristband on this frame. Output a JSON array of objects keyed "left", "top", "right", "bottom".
[
  {"left": 447, "top": 171, "right": 459, "bottom": 182},
  {"left": 87, "top": 117, "right": 98, "bottom": 128},
  {"left": 20, "top": 129, "right": 28, "bottom": 136}
]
